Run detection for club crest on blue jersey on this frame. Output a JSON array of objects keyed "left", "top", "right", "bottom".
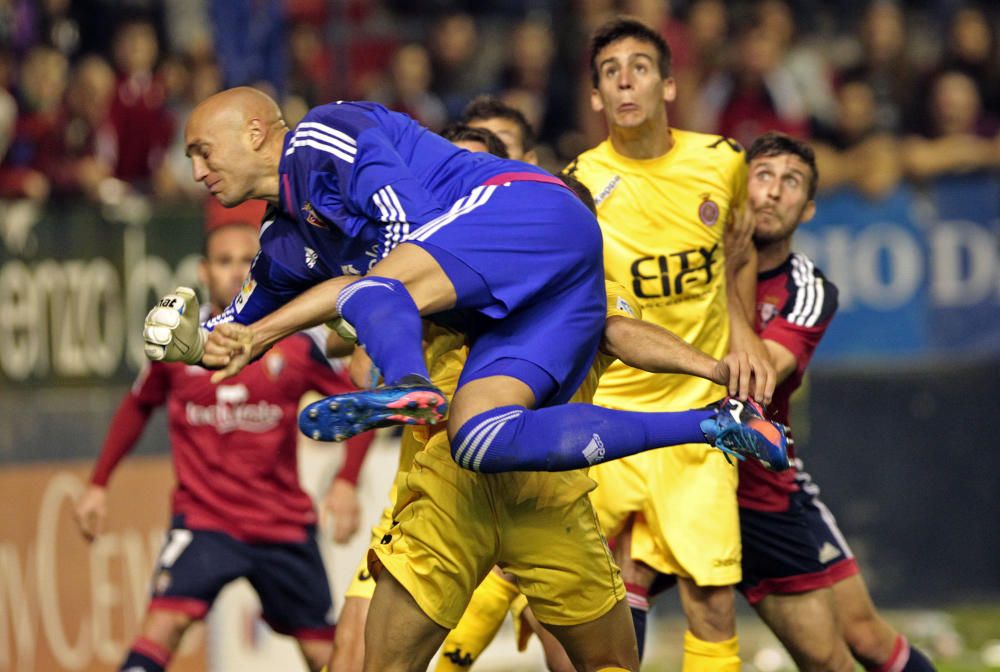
[{"left": 301, "top": 201, "right": 325, "bottom": 228}]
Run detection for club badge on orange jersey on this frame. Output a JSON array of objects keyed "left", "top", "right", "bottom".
[{"left": 698, "top": 193, "right": 720, "bottom": 227}]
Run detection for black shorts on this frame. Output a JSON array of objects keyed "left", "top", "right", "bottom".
[
  {"left": 147, "top": 515, "right": 334, "bottom": 640},
  {"left": 738, "top": 475, "right": 858, "bottom": 605}
]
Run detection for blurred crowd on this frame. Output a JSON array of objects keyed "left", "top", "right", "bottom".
[{"left": 0, "top": 0, "right": 997, "bottom": 207}]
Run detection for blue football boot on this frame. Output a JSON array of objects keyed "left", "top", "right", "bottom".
[{"left": 700, "top": 397, "right": 790, "bottom": 471}]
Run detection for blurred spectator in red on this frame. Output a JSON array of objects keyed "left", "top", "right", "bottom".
[
  {"left": 0, "top": 45, "right": 66, "bottom": 200},
  {"left": 697, "top": 20, "right": 809, "bottom": 147},
  {"left": 40, "top": 54, "right": 119, "bottom": 200},
  {"left": 107, "top": 16, "right": 173, "bottom": 188},
  {"left": 428, "top": 12, "right": 502, "bottom": 119},
  {"left": 838, "top": 0, "right": 917, "bottom": 134},
  {"left": 812, "top": 74, "right": 902, "bottom": 198},
  {"left": 496, "top": 18, "right": 561, "bottom": 143},
  {"left": 670, "top": 0, "right": 728, "bottom": 130},
  {"left": 287, "top": 22, "right": 334, "bottom": 107},
  {"left": 902, "top": 69, "right": 1000, "bottom": 181},
  {"left": 370, "top": 44, "right": 447, "bottom": 131}
]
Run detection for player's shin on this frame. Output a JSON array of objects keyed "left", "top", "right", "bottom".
[
  {"left": 866, "top": 636, "right": 936, "bottom": 672},
  {"left": 451, "top": 404, "right": 712, "bottom": 473},
  {"left": 336, "top": 277, "right": 430, "bottom": 385}
]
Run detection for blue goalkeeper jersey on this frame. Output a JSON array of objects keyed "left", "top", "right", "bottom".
[{"left": 208, "top": 101, "right": 548, "bottom": 328}]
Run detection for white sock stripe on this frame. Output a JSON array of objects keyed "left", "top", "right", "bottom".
[
  {"left": 285, "top": 138, "right": 355, "bottom": 164},
  {"left": 471, "top": 412, "right": 523, "bottom": 470},
  {"left": 335, "top": 279, "right": 395, "bottom": 313},
  {"left": 290, "top": 127, "right": 358, "bottom": 155},
  {"left": 297, "top": 121, "right": 358, "bottom": 148},
  {"left": 455, "top": 411, "right": 523, "bottom": 467},
  {"left": 454, "top": 410, "right": 523, "bottom": 466}
]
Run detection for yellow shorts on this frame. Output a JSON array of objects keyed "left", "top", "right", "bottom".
[
  {"left": 370, "top": 430, "right": 624, "bottom": 629},
  {"left": 589, "top": 443, "right": 741, "bottom": 586},
  {"left": 344, "top": 504, "right": 393, "bottom": 601}
]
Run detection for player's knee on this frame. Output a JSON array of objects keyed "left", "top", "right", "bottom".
[
  {"left": 141, "top": 608, "right": 196, "bottom": 650},
  {"left": 299, "top": 639, "right": 334, "bottom": 672},
  {"left": 682, "top": 585, "right": 735, "bottom": 639},
  {"left": 793, "top": 641, "right": 854, "bottom": 672}
]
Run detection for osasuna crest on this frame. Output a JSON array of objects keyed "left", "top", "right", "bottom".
[
  {"left": 265, "top": 349, "right": 286, "bottom": 379},
  {"left": 698, "top": 193, "right": 720, "bottom": 227},
  {"left": 758, "top": 300, "right": 778, "bottom": 327}
]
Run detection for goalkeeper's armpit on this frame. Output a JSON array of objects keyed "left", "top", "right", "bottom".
[{"left": 143, "top": 287, "right": 208, "bottom": 364}]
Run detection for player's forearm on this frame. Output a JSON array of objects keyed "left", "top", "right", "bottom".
[
  {"left": 602, "top": 316, "right": 719, "bottom": 382},
  {"left": 249, "top": 276, "right": 356, "bottom": 355},
  {"left": 90, "top": 395, "right": 155, "bottom": 486}
]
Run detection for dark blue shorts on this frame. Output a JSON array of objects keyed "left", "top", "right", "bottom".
[
  {"left": 147, "top": 515, "right": 334, "bottom": 640},
  {"left": 738, "top": 476, "right": 859, "bottom": 605},
  {"left": 406, "top": 180, "right": 605, "bottom": 406}
]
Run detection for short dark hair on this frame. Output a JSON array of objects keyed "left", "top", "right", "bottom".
[
  {"left": 203, "top": 222, "right": 258, "bottom": 257},
  {"left": 440, "top": 123, "right": 510, "bottom": 159},
  {"left": 461, "top": 95, "right": 535, "bottom": 152},
  {"left": 590, "top": 17, "right": 672, "bottom": 88},
  {"left": 558, "top": 173, "right": 597, "bottom": 215},
  {"left": 746, "top": 131, "right": 819, "bottom": 200}
]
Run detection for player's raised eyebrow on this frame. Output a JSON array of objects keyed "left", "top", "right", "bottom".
[{"left": 599, "top": 52, "right": 655, "bottom": 71}]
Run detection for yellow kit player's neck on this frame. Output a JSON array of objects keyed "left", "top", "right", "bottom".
[{"left": 608, "top": 119, "right": 675, "bottom": 160}]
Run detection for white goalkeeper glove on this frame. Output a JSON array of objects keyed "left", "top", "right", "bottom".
[{"left": 143, "top": 287, "right": 208, "bottom": 364}]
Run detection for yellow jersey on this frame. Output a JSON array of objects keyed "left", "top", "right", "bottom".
[{"left": 567, "top": 128, "right": 747, "bottom": 411}]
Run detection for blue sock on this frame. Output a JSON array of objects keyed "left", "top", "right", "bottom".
[
  {"left": 451, "top": 403, "right": 713, "bottom": 472},
  {"left": 337, "top": 277, "right": 429, "bottom": 386},
  {"left": 626, "top": 582, "right": 650, "bottom": 660}
]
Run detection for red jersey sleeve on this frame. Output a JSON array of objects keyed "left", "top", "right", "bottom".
[
  {"left": 759, "top": 263, "right": 838, "bottom": 375},
  {"left": 89, "top": 362, "right": 171, "bottom": 487}
]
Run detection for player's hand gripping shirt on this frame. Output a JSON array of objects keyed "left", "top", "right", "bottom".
[
  {"left": 567, "top": 129, "right": 747, "bottom": 411},
  {"left": 738, "top": 252, "right": 838, "bottom": 511}
]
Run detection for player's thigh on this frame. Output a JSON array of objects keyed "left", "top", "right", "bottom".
[
  {"left": 364, "top": 570, "right": 449, "bottom": 672},
  {"left": 522, "top": 606, "right": 575, "bottom": 672},
  {"left": 246, "top": 532, "right": 335, "bottom": 641},
  {"left": 148, "top": 516, "right": 251, "bottom": 620},
  {"left": 543, "top": 598, "right": 640, "bottom": 672},
  {"left": 754, "top": 591, "right": 854, "bottom": 672},
  {"left": 366, "top": 242, "right": 457, "bottom": 314},
  {"left": 331, "top": 596, "right": 369, "bottom": 672},
  {"left": 613, "top": 518, "right": 659, "bottom": 589}
]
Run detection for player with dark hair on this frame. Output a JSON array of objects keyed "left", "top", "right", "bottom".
[
  {"left": 566, "top": 15, "right": 770, "bottom": 670},
  {"left": 733, "top": 131, "right": 936, "bottom": 672},
  {"left": 75, "top": 221, "right": 372, "bottom": 672},
  {"left": 461, "top": 95, "right": 537, "bottom": 163},
  {"left": 439, "top": 122, "right": 510, "bottom": 158}
]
